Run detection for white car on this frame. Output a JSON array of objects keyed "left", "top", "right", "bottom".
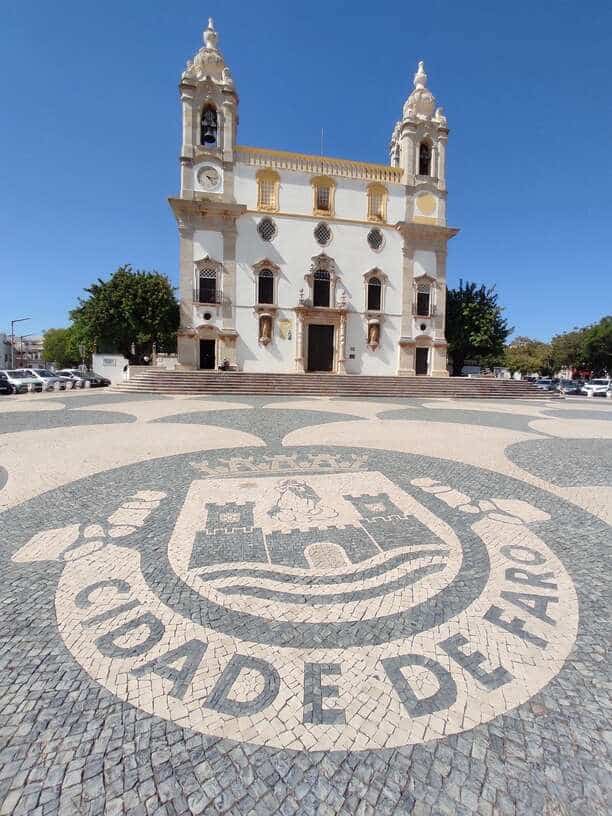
[
  {"left": 581, "top": 378, "right": 611, "bottom": 397},
  {"left": 20, "top": 368, "right": 64, "bottom": 391},
  {"left": 0, "top": 369, "right": 43, "bottom": 393}
]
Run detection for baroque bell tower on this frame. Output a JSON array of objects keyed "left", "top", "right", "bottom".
[
  {"left": 177, "top": 18, "right": 238, "bottom": 199},
  {"left": 170, "top": 19, "right": 245, "bottom": 371},
  {"left": 391, "top": 62, "right": 458, "bottom": 377}
]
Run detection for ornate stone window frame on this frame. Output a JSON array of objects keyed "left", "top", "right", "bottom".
[
  {"left": 311, "top": 175, "right": 336, "bottom": 217},
  {"left": 252, "top": 259, "right": 280, "bottom": 346},
  {"left": 305, "top": 252, "right": 340, "bottom": 308},
  {"left": 252, "top": 258, "right": 280, "bottom": 308},
  {"left": 366, "top": 183, "right": 388, "bottom": 223},
  {"left": 413, "top": 274, "right": 437, "bottom": 317},
  {"left": 194, "top": 254, "right": 223, "bottom": 305},
  {"left": 256, "top": 168, "right": 280, "bottom": 212},
  {"left": 363, "top": 268, "right": 387, "bottom": 314},
  {"left": 362, "top": 268, "right": 387, "bottom": 350}
]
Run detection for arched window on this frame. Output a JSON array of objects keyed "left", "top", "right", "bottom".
[
  {"left": 418, "top": 142, "right": 431, "bottom": 176},
  {"left": 367, "top": 184, "right": 387, "bottom": 222},
  {"left": 257, "top": 268, "right": 274, "bottom": 304},
  {"left": 313, "top": 270, "right": 331, "bottom": 307},
  {"left": 256, "top": 169, "right": 280, "bottom": 212},
  {"left": 416, "top": 283, "right": 431, "bottom": 316},
  {"left": 367, "top": 277, "right": 382, "bottom": 311},
  {"left": 201, "top": 105, "right": 218, "bottom": 146}
]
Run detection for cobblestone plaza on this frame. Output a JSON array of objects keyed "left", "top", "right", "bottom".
[{"left": 0, "top": 391, "right": 610, "bottom": 815}]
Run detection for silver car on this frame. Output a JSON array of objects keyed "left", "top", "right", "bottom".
[
  {"left": 21, "top": 368, "right": 64, "bottom": 391},
  {"left": 56, "top": 369, "right": 86, "bottom": 387},
  {"left": 0, "top": 369, "right": 43, "bottom": 393}
]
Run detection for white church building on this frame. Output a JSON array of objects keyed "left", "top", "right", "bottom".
[{"left": 171, "top": 20, "right": 458, "bottom": 376}]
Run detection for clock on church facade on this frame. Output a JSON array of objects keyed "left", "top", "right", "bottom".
[{"left": 170, "top": 19, "right": 458, "bottom": 375}]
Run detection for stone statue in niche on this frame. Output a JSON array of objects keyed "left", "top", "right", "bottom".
[
  {"left": 368, "top": 321, "right": 380, "bottom": 348},
  {"left": 259, "top": 314, "right": 272, "bottom": 345}
]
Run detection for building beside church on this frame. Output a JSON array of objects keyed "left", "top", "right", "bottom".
[{"left": 171, "top": 20, "right": 458, "bottom": 376}]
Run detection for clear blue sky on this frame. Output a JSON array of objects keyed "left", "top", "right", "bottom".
[{"left": 1, "top": 0, "right": 610, "bottom": 342}]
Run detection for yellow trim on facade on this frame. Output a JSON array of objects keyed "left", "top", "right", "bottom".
[
  {"left": 236, "top": 145, "right": 403, "bottom": 184},
  {"left": 415, "top": 193, "right": 437, "bottom": 216},
  {"left": 366, "top": 182, "right": 388, "bottom": 223},
  {"left": 413, "top": 215, "right": 439, "bottom": 225},
  {"left": 255, "top": 168, "right": 280, "bottom": 212}
]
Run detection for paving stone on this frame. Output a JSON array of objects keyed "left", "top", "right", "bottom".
[{"left": 0, "top": 394, "right": 610, "bottom": 815}]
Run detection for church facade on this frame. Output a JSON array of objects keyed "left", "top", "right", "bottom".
[{"left": 170, "top": 20, "right": 458, "bottom": 376}]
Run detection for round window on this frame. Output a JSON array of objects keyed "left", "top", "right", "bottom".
[
  {"left": 367, "top": 228, "right": 384, "bottom": 251},
  {"left": 257, "top": 218, "right": 277, "bottom": 242},
  {"left": 314, "top": 222, "right": 332, "bottom": 246}
]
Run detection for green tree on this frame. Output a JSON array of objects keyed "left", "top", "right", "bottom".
[
  {"left": 583, "top": 315, "right": 612, "bottom": 376},
  {"left": 549, "top": 328, "right": 588, "bottom": 373},
  {"left": 42, "top": 327, "right": 79, "bottom": 368},
  {"left": 70, "top": 265, "right": 179, "bottom": 358},
  {"left": 505, "top": 336, "right": 553, "bottom": 376},
  {"left": 446, "top": 281, "right": 511, "bottom": 376}
]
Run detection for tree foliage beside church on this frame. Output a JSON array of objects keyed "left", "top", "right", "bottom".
[
  {"left": 505, "top": 336, "right": 553, "bottom": 376},
  {"left": 42, "top": 327, "right": 79, "bottom": 368},
  {"left": 69, "top": 266, "right": 179, "bottom": 358},
  {"left": 505, "top": 317, "right": 611, "bottom": 377},
  {"left": 445, "top": 281, "right": 511, "bottom": 376}
]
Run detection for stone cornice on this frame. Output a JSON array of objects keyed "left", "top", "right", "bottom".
[
  {"left": 396, "top": 221, "right": 460, "bottom": 242},
  {"left": 169, "top": 197, "right": 246, "bottom": 223}
]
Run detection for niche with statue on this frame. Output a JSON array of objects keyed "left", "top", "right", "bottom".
[{"left": 258, "top": 313, "right": 273, "bottom": 345}]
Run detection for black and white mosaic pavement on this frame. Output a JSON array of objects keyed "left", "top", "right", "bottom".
[{"left": 0, "top": 391, "right": 610, "bottom": 815}]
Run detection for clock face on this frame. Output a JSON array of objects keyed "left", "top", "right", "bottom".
[{"left": 198, "top": 165, "right": 221, "bottom": 191}]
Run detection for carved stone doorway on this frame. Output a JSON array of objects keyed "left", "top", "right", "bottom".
[
  {"left": 307, "top": 325, "right": 334, "bottom": 372},
  {"left": 199, "top": 339, "right": 216, "bottom": 370},
  {"left": 415, "top": 347, "right": 429, "bottom": 376}
]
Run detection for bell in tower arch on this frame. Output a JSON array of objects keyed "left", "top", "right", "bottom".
[{"left": 201, "top": 105, "right": 218, "bottom": 146}]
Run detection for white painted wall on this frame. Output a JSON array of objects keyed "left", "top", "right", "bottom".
[
  {"left": 233, "top": 210, "right": 404, "bottom": 373},
  {"left": 181, "top": 164, "right": 448, "bottom": 375},
  {"left": 413, "top": 249, "right": 437, "bottom": 278},
  {"left": 233, "top": 164, "right": 405, "bottom": 223},
  {"left": 92, "top": 354, "right": 129, "bottom": 384}
]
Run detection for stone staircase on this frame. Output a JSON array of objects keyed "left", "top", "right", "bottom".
[{"left": 114, "top": 368, "right": 555, "bottom": 399}]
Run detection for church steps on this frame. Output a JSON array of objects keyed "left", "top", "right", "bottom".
[{"left": 113, "top": 369, "right": 554, "bottom": 399}]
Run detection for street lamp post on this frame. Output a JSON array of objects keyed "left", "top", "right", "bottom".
[{"left": 10, "top": 317, "right": 31, "bottom": 368}]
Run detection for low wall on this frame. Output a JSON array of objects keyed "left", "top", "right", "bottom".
[{"left": 92, "top": 354, "right": 129, "bottom": 384}]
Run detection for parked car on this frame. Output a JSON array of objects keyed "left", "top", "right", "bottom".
[
  {"left": 56, "top": 369, "right": 86, "bottom": 387},
  {"left": 0, "top": 372, "right": 13, "bottom": 395},
  {"left": 0, "top": 369, "right": 43, "bottom": 393},
  {"left": 536, "top": 378, "right": 558, "bottom": 391},
  {"left": 57, "top": 369, "right": 110, "bottom": 388},
  {"left": 52, "top": 370, "right": 78, "bottom": 388},
  {"left": 557, "top": 379, "right": 582, "bottom": 395},
  {"left": 582, "top": 378, "right": 611, "bottom": 397},
  {"left": 21, "top": 368, "right": 64, "bottom": 391}
]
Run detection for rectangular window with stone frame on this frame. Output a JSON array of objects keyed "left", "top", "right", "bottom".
[{"left": 256, "top": 169, "right": 280, "bottom": 212}]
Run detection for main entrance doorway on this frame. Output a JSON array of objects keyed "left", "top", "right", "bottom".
[
  {"left": 199, "top": 339, "right": 216, "bottom": 370},
  {"left": 415, "top": 347, "right": 429, "bottom": 376},
  {"left": 307, "top": 324, "right": 334, "bottom": 372}
]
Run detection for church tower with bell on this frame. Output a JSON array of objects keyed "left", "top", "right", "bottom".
[{"left": 170, "top": 22, "right": 458, "bottom": 377}]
